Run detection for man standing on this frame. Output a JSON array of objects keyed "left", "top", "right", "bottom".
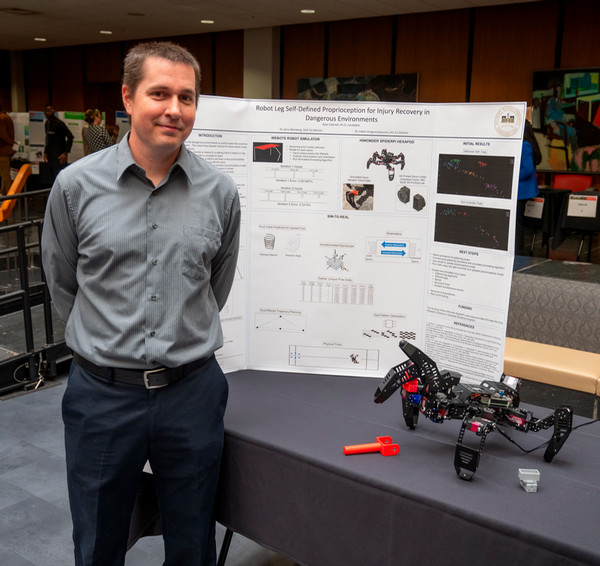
[
  {"left": 43, "top": 105, "right": 73, "bottom": 185},
  {"left": 42, "top": 42, "right": 240, "bottom": 566},
  {"left": 0, "top": 107, "right": 15, "bottom": 194}
]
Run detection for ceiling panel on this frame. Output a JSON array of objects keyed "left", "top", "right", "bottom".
[{"left": 0, "top": 0, "right": 540, "bottom": 51}]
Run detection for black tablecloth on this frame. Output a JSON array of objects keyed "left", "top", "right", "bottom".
[
  {"left": 216, "top": 370, "right": 600, "bottom": 566},
  {"left": 553, "top": 190, "right": 600, "bottom": 249},
  {"left": 523, "top": 188, "right": 570, "bottom": 240}
]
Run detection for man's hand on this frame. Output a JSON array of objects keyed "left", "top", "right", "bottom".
[{"left": 58, "top": 153, "right": 68, "bottom": 165}]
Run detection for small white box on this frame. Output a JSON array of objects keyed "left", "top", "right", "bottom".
[
  {"left": 518, "top": 468, "right": 540, "bottom": 482},
  {"left": 518, "top": 468, "right": 540, "bottom": 492}
]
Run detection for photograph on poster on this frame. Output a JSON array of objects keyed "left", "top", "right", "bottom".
[
  {"left": 434, "top": 204, "right": 511, "bottom": 250},
  {"left": 532, "top": 68, "right": 600, "bottom": 172},
  {"left": 343, "top": 183, "right": 374, "bottom": 210},
  {"left": 298, "top": 74, "right": 418, "bottom": 102},
  {"left": 437, "top": 154, "right": 515, "bottom": 199}
]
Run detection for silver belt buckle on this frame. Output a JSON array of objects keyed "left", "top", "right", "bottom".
[{"left": 143, "top": 367, "right": 169, "bottom": 389}]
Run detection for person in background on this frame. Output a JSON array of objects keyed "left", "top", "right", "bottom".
[
  {"left": 43, "top": 105, "right": 74, "bottom": 185},
  {"left": 515, "top": 107, "right": 542, "bottom": 255},
  {"left": 107, "top": 123, "right": 120, "bottom": 144},
  {"left": 0, "top": 106, "right": 15, "bottom": 194},
  {"left": 42, "top": 41, "right": 240, "bottom": 566},
  {"left": 83, "top": 108, "right": 115, "bottom": 153},
  {"left": 82, "top": 109, "right": 95, "bottom": 156}
]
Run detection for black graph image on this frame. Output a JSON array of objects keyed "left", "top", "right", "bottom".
[
  {"left": 434, "top": 203, "right": 511, "bottom": 250},
  {"left": 437, "top": 154, "right": 515, "bottom": 199}
]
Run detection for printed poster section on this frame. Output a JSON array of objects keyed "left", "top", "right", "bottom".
[
  {"left": 187, "top": 129, "right": 251, "bottom": 213},
  {"left": 248, "top": 210, "right": 428, "bottom": 377},
  {"left": 339, "top": 136, "right": 433, "bottom": 214},
  {"left": 249, "top": 135, "right": 341, "bottom": 211},
  {"left": 186, "top": 128, "right": 250, "bottom": 373},
  {"left": 215, "top": 233, "right": 247, "bottom": 374},
  {"left": 425, "top": 250, "right": 514, "bottom": 384},
  {"left": 423, "top": 138, "right": 521, "bottom": 384}
]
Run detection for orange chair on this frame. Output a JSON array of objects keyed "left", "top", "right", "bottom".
[
  {"left": 0, "top": 163, "right": 32, "bottom": 222},
  {"left": 552, "top": 174, "right": 593, "bottom": 192}
]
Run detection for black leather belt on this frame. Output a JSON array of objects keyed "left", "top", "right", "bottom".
[{"left": 72, "top": 352, "right": 211, "bottom": 389}]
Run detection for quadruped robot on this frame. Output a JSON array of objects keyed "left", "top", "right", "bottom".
[{"left": 374, "top": 340, "right": 573, "bottom": 480}]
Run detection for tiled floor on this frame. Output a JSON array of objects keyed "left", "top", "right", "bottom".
[{"left": 0, "top": 377, "right": 296, "bottom": 566}]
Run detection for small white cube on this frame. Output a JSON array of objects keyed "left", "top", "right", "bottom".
[
  {"left": 518, "top": 469, "right": 540, "bottom": 492},
  {"left": 518, "top": 468, "right": 540, "bottom": 482}
]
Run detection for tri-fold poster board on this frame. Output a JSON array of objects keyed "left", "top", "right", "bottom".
[{"left": 189, "top": 97, "right": 525, "bottom": 385}]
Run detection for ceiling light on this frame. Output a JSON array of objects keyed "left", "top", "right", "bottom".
[
  {"left": 201, "top": 20, "right": 214, "bottom": 24},
  {"left": 34, "top": 37, "right": 47, "bottom": 42},
  {"left": 301, "top": 9, "right": 316, "bottom": 14},
  {"left": 99, "top": 30, "right": 113, "bottom": 35}
]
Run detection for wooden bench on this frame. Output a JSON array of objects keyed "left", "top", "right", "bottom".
[{"left": 504, "top": 337, "right": 600, "bottom": 416}]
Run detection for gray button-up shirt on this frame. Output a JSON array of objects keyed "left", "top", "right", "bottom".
[{"left": 42, "top": 134, "right": 240, "bottom": 369}]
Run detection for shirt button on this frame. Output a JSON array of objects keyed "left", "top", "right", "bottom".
[
  {"left": 151, "top": 295, "right": 157, "bottom": 301},
  {"left": 152, "top": 223, "right": 158, "bottom": 229},
  {"left": 150, "top": 331, "right": 156, "bottom": 337},
  {"left": 151, "top": 259, "right": 158, "bottom": 266}
]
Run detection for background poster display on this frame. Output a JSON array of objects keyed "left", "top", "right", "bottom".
[
  {"left": 8, "top": 112, "right": 29, "bottom": 161},
  {"left": 189, "top": 97, "right": 525, "bottom": 384},
  {"left": 28, "top": 111, "right": 46, "bottom": 167},
  {"left": 58, "top": 111, "right": 86, "bottom": 162},
  {"left": 115, "top": 110, "right": 130, "bottom": 142}
]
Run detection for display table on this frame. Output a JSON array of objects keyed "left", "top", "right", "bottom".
[
  {"left": 524, "top": 187, "right": 571, "bottom": 251},
  {"left": 552, "top": 190, "right": 600, "bottom": 258},
  {"left": 215, "top": 370, "right": 600, "bottom": 566}
]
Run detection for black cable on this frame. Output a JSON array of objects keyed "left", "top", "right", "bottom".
[{"left": 496, "top": 419, "right": 599, "bottom": 454}]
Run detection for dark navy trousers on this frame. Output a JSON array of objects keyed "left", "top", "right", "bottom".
[{"left": 62, "top": 355, "right": 228, "bottom": 566}]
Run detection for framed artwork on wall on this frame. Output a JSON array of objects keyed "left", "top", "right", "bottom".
[
  {"left": 297, "top": 74, "right": 418, "bottom": 102},
  {"left": 532, "top": 68, "right": 600, "bottom": 172}
]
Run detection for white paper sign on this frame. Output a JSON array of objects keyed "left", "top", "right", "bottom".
[
  {"left": 567, "top": 194, "right": 598, "bottom": 218},
  {"left": 524, "top": 197, "right": 544, "bottom": 219}
]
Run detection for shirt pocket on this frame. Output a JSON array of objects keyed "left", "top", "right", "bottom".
[{"left": 181, "top": 225, "right": 221, "bottom": 281}]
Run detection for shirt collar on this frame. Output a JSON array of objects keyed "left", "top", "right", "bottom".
[{"left": 116, "top": 132, "right": 193, "bottom": 183}]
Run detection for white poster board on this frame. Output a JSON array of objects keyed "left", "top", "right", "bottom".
[
  {"left": 28, "top": 111, "right": 46, "bottom": 171},
  {"left": 8, "top": 112, "right": 29, "bottom": 161},
  {"left": 190, "top": 97, "right": 524, "bottom": 384},
  {"left": 115, "top": 111, "right": 131, "bottom": 142}
]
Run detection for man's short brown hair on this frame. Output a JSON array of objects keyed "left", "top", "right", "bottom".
[{"left": 123, "top": 41, "right": 201, "bottom": 104}]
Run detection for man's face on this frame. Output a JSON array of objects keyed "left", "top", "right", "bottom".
[
  {"left": 44, "top": 106, "right": 55, "bottom": 119},
  {"left": 122, "top": 56, "right": 197, "bottom": 158}
]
